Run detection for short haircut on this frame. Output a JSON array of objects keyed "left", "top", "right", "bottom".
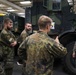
[
  {"left": 3, "top": 18, "right": 13, "bottom": 24},
  {"left": 38, "top": 15, "right": 52, "bottom": 29},
  {"left": 26, "top": 22, "right": 31, "bottom": 25}
]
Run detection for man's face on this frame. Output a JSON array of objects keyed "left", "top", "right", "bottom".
[
  {"left": 7, "top": 21, "right": 13, "bottom": 30},
  {"left": 25, "top": 23, "right": 32, "bottom": 31}
]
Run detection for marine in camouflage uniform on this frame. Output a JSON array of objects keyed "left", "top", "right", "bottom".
[
  {"left": 18, "top": 23, "right": 32, "bottom": 44},
  {"left": 0, "top": 18, "right": 17, "bottom": 75},
  {"left": 18, "top": 15, "right": 67, "bottom": 75},
  {"left": 17, "top": 23, "right": 32, "bottom": 74}
]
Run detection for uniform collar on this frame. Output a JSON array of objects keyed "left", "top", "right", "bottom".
[{"left": 38, "top": 30, "right": 48, "bottom": 36}]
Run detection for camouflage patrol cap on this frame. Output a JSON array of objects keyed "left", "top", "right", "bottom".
[{"left": 38, "top": 15, "right": 52, "bottom": 29}]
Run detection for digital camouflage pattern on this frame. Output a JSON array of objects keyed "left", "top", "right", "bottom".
[
  {"left": 18, "top": 31, "right": 67, "bottom": 75},
  {"left": 0, "top": 28, "right": 16, "bottom": 75}
]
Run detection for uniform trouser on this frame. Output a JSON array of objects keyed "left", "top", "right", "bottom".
[
  {"left": 22, "top": 61, "right": 27, "bottom": 75},
  {"left": 4, "top": 68, "right": 13, "bottom": 75},
  {"left": 0, "top": 63, "right": 13, "bottom": 75},
  {"left": 3, "top": 47, "right": 14, "bottom": 75},
  {"left": 22, "top": 69, "right": 28, "bottom": 75},
  {"left": 3, "top": 55, "right": 14, "bottom": 75},
  {"left": 0, "top": 63, "right": 5, "bottom": 75},
  {"left": 22, "top": 64, "right": 25, "bottom": 75}
]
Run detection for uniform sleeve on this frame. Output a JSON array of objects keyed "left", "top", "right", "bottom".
[
  {"left": 18, "top": 37, "right": 28, "bottom": 60},
  {"left": 17, "top": 35, "right": 23, "bottom": 44},
  {"left": 1, "top": 32, "right": 16, "bottom": 45},
  {"left": 0, "top": 44, "right": 3, "bottom": 61},
  {"left": 47, "top": 39, "right": 67, "bottom": 58},
  {"left": 18, "top": 32, "right": 27, "bottom": 44}
]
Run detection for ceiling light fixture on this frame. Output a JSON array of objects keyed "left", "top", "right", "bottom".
[
  {"left": 0, "top": 4, "right": 6, "bottom": 7},
  {"left": 67, "top": 0, "right": 73, "bottom": 5},
  {"left": 7, "top": 7, "right": 13, "bottom": 10},
  {"left": 7, "top": 9, "right": 16, "bottom": 12},
  {"left": 20, "top": 1, "right": 32, "bottom": 5},
  {"left": 17, "top": 12, "right": 25, "bottom": 18},
  {"left": 18, "top": 13, "right": 25, "bottom": 15}
]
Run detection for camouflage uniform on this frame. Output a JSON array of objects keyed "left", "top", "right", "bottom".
[
  {"left": 0, "top": 63, "right": 5, "bottom": 75},
  {"left": 0, "top": 65, "right": 5, "bottom": 75},
  {"left": 18, "top": 31, "right": 67, "bottom": 75},
  {"left": 17, "top": 29, "right": 32, "bottom": 75},
  {"left": 0, "top": 42, "right": 5, "bottom": 75},
  {"left": 0, "top": 28, "right": 16, "bottom": 75},
  {"left": 18, "top": 29, "right": 32, "bottom": 44}
]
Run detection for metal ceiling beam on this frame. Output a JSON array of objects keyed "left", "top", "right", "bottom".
[
  {"left": 0, "top": 0, "right": 25, "bottom": 12},
  {"left": 0, "top": 10, "right": 7, "bottom": 14}
]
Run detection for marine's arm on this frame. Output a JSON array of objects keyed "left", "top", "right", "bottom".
[
  {"left": 17, "top": 33, "right": 23, "bottom": 44},
  {"left": 47, "top": 37, "right": 67, "bottom": 58},
  {"left": 18, "top": 37, "right": 28, "bottom": 60},
  {"left": 1, "top": 31, "right": 17, "bottom": 47},
  {"left": 18, "top": 31, "right": 27, "bottom": 44}
]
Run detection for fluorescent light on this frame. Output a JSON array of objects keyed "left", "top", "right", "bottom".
[
  {"left": 67, "top": 0, "right": 73, "bottom": 5},
  {"left": 20, "top": 15, "right": 25, "bottom": 18},
  {"left": 20, "top": 1, "right": 32, "bottom": 5},
  {"left": 7, "top": 7, "right": 13, "bottom": 10},
  {"left": 0, "top": 4, "right": 6, "bottom": 7},
  {"left": 18, "top": 13, "right": 25, "bottom": 15},
  {"left": 17, "top": 12, "right": 25, "bottom": 18},
  {"left": 7, "top": 9, "right": 16, "bottom": 12},
  {"left": 7, "top": 7, "right": 17, "bottom": 12},
  {"left": 67, "top": 0, "right": 72, "bottom": 2}
]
